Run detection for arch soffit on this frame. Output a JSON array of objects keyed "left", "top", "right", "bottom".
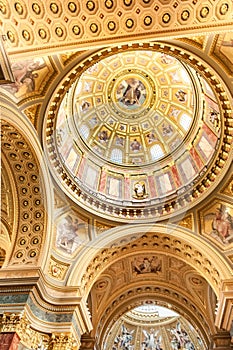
[
  {"left": 0, "top": 100, "right": 54, "bottom": 269},
  {"left": 68, "top": 224, "right": 233, "bottom": 297},
  {"left": 95, "top": 285, "right": 212, "bottom": 349}
]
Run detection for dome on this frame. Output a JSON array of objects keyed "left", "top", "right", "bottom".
[
  {"left": 44, "top": 43, "right": 229, "bottom": 222},
  {"left": 70, "top": 50, "right": 196, "bottom": 166}
]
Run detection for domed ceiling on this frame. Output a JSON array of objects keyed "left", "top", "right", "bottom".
[
  {"left": 104, "top": 304, "right": 205, "bottom": 350},
  {"left": 44, "top": 43, "right": 232, "bottom": 222},
  {"left": 71, "top": 50, "right": 195, "bottom": 166}
]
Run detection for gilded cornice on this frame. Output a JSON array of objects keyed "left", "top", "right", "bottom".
[{"left": 1, "top": 1, "right": 233, "bottom": 57}]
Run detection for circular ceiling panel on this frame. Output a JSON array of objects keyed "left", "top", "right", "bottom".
[{"left": 71, "top": 51, "right": 196, "bottom": 166}]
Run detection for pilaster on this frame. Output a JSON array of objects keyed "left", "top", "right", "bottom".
[
  {"left": 215, "top": 280, "right": 233, "bottom": 332},
  {"left": 0, "top": 268, "right": 92, "bottom": 349},
  {"left": 210, "top": 331, "right": 232, "bottom": 350}
]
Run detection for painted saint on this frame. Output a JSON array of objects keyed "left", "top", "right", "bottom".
[{"left": 116, "top": 78, "right": 146, "bottom": 108}]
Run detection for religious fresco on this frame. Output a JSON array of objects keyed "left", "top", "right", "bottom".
[
  {"left": 201, "top": 202, "right": 233, "bottom": 245},
  {"left": 51, "top": 48, "right": 225, "bottom": 212},
  {"left": 55, "top": 213, "right": 89, "bottom": 254},
  {"left": 1, "top": 57, "right": 51, "bottom": 98},
  {"left": 116, "top": 78, "right": 146, "bottom": 109},
  {"left": 71, "top": 50, "right": 196, "bottom": 166},
  {"left": 132, "top": 256, "right": 162, "bottom": 274}
]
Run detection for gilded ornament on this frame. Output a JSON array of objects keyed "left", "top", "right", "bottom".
[
  {"left": 105, "top": 0, "right": 113, "bottom": 9},
  {"left": 50, "top": 2, "right": 59, "bottom": 14},
  {"left": 68, "top": 2, "right": 76, "bottom": 12},
  {"left": 162, "top": 13, "right": 171, "bottom": 23},
  {"left": 220, "top": 3, "right": 229, "bottom": 15},
  {"left": 55, "top": 27, "right": 63, "bottom": 37},
  {"left": 0, "top": 1, "right": 6, "bottom": 14},
  {"left": 19, "top": 238, "right": 26, "bottom": 245},
  {"left": 14, "top": 2, "right": 23, "bottom": 15},
  {"left": 126, "top": 18, "right": 134, "bottom": 28},
  {"left": 107, "top": 21, "right": 116, "bottom": 31},
  {"left": 90, "top": 23, "right": 98, "bottom": 33},
  {"left": 144, "top": 16, "right": 152, "bottom": 26},
  {"left": 38, "top": 28, "right": 47, "bottom": 39},
  {"left": 22, "top": 30, "right": 30, "bottom": 41},
  {"left": 72, "top": 25, "right": 80, "bottom": 35},
  {"left": 200, "top": 6, "right": 209, "bottom": 18},
  {"left": 50, "top": 263, "right": 63, "bottom": 278},
  {"left": 32, "top": 3, "right": 41, "bottom": 15},
  {"left": 32, "top": 237, "right": 39, "bottom": 244},
  {"left": 133, "top": 181, "right": 148, "bottom": 199},
  {"left": 16, "top": 251, "right": 23, "bottom": 258},
  {"left": 29, "top": 250, "right": 37, "bottom": 257},
  {"left": 181, "top": 10, "right": 190, "bottom": 21},
  {"left": 86, "top": 0, "right": 95, "bottom": 11},
  {"left": 124, "top": 0, "right": 132, "bottom": 6}
]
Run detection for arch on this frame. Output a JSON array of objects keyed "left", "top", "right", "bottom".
[
  {"left": 0, "top": 222, "right": 11, "bottom": 267},
  {"left": 0, "top": 95, "right": 54, "bottom": 270},
  {"left": 94, "top": 284, "right": 213, "bottom": 349},
  {"left": 68, "top": 224, "right": 233, "bottom": 296}
]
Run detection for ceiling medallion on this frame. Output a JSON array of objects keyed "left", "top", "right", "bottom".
[{"left": 108, "top": 69, "right": 155, "bottom": 119}]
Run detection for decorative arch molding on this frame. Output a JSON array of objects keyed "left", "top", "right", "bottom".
[
  {"left": 68, "top": 224, "right": 232, "bottom": 297},
  {"left": 95, "top": 284, "right": 212, "bottom": 349},
  {"left": 0, "top": 221, "right": 12, "bottom": 267},
  {"left": 0, "top": 96, "right": 54, "bottom": 269}
]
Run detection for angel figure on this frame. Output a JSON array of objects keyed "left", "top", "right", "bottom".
[{"left": 142, "top": 329, "right": 159, "bottom": 350}]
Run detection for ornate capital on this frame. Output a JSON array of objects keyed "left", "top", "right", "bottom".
[
  {"left": 48, "top": 333, "right": 77, "bottom": 350},
  {"left": 0, "top": 312, "right": 48, "bottom": 349}
]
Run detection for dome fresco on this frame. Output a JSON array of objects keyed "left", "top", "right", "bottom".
[
  {"left": 104, "top": 305, "right": 206, "bottom": 350},
  {"left": 71, "top": 51, "right": 196, "bottom": 166},
  {"left": 53, "top": 48, "right": 222, "bottom": 220}
]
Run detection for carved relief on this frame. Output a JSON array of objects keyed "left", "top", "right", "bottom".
[
  {"left": 95, "top": 221, "right": 115, "bottom": 235},
  {"left": 24, "top": 104, "right": 41, "bottom": 127},
  {"left": 0, "top": 313, "right": 48, "bottom": 349},
  {"left": 220, "top": 175, "right": 233, "bottom": 197},
  {"left": 48, "top": 257, "right": 69, "bottom": 280},
  {"left": 2, "top": 2, "right": 233, "bottom": 56},
  {"left": 0, "top": 121, "right": 46, "bottom": 266}
]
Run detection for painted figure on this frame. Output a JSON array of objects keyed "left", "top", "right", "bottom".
[
  {"left": 57, "top": 215, "right": 82, "bottom": 253},
  {"left": 134, "top": 181, "right": 147, "bottom": 199},
  {"left": 116, "top": 78, "right": 146, "bottom": 107},
  {"left": 212, "top": 205, "right": 233, "bottom": 243},
  {"left": 130, "top": 139, "right": 141, "bottom": 152},
  {"left": 175, "top": 89, "right": 187, "bottom": 102}
]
